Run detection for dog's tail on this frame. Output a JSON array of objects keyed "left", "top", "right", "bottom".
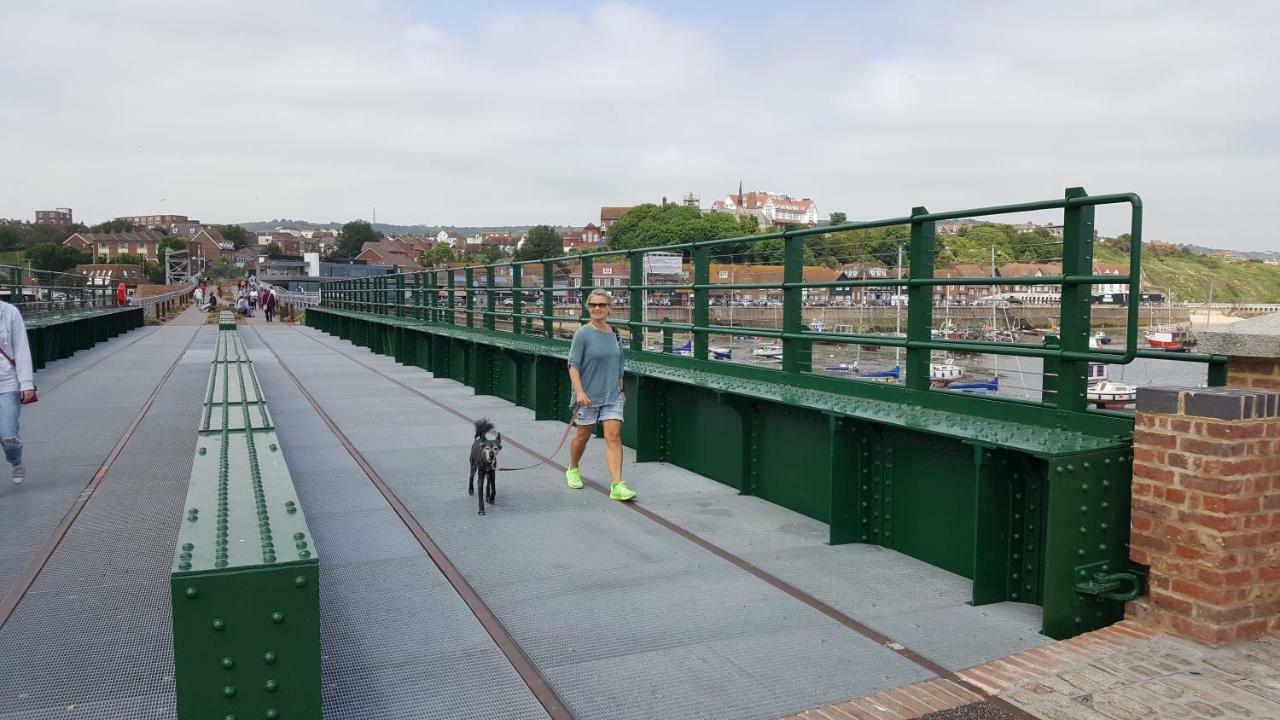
[{"left": 474, "top": 417, "right": 495, "bottom": 439}]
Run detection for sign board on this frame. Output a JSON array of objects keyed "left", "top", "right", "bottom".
[{"left": 643, "top": 252, "right": 683, "bottom": 275}]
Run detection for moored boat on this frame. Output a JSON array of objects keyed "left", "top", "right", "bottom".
[
  {"left": 752, "top": 344, "right": 783, "bottom": 358},
  {"left": 1087, "top": 381, "right": 1137, "bottom": 409}
]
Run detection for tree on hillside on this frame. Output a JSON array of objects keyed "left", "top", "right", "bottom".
[
  {"left": 0, "top": 227, "right": 21, "bottom": 251},
  {"left": 606, "top": 206, "right": 757, "bottom": 256},
  {"left": 89, "top": 219, "right": 137, "bottom": 233},
  {"left": 159, "top": 237, "right": 187, "bottom": 256},
  {"left": 514, "top": 225, "right": 563, "bottom": 261},
  {"left": 264, "top": 242, "right": 284, "bottom": 258},
  {"left": 475, "top": 246, "right": 508, "bottom": 264},
  {"left": 330, "top": 220, "right": 382, "bottom": 259},
  {"left": 222, "top": 224, "right": 249, "bottom": 250},
  {"left": 829, "top": 211, "right": 847, "bottom": 226},
  {"left": 26, "top": 243, "right": 89, "bottom": 273},
  {"left": 113, "top": 253, "right": 148, "bottom": 267}
]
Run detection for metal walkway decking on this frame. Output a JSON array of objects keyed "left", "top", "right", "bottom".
[{"left": 0, "top": 318, "right": 1054, "bottom": 719}]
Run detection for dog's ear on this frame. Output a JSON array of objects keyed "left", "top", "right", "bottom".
[{"left": 494, "top": 432, "right": 502, "bottom": 448}]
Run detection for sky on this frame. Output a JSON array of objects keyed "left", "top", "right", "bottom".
[{"left": 1, "top": 0, "right": 1277, "bottom": 250}]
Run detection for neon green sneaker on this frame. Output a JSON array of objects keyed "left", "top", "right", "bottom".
[
  {"left": 609, "top": 481, "right": 636, "bottom": 501},
  {"left": 565, "top": 467, "right": 583, "bottom": 489}
]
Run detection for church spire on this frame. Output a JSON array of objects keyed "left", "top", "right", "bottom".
[{"left": 737, "top": 180, "right": 743, "bottom": 207}]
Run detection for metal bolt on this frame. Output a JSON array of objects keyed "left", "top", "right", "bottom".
[
  {"left": 271, "top": 611, "right": 284, "bottom": 624},
  {"left": 185, "top": 586, "right": 198, "bottom": 599},
  {"left": 223, "top": 685, "right": 236, "bottom": 698},
  {"left": 222, "top": 657, "right": 235, "bottom": 669},
  {"left": 263, "top": 652, "right": 277, "bottom": 664}
]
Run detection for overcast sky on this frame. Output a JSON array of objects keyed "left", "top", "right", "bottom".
[{"left": 2, "top": 1, "right": 1277, "bottom": 250}]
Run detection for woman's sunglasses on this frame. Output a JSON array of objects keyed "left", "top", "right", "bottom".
[{"left": 587, "top": 302, "right": 610, "bottom": 308}]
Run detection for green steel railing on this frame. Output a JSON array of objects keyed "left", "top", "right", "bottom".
[
  {"left": 318, "top": 188, "right": 1227, "bottom": 412},
  {"left": 0, "top": 264, "right": 121, "bottom": 317}
]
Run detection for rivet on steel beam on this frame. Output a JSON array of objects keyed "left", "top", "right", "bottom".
[
  {"left": 294, "top": 575, "right": 307, "bottom": 588},
  {"left": 263, "top": 652, "right": 276, "bottom": 664},
  {"left": 185, "top": 586, "right": 198, "bottom": 599},
  {"left": 212, "top": 619, "right": 226, "bottom": 631},
  {"left": 271, "top": 611, "right": 285, "bottom": 624},
  {"left": 264, "top": 679, "right": 278, "bottom": 692},
  {"left": 223, "top": 685, "right": 236, "bottom": 698},
  {"left": 222, "top": 657, "right": 235, "bottom": 669},
  {"left": 265, "top": 709, "right": 279, "bottom": 720}
]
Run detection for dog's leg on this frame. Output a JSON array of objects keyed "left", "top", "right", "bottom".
[
  {"left": 468, "top": 459, "right": 476, "bottom": 496},
  {"left": 487, "top": 469, "right": 496, "bottom": 504}
]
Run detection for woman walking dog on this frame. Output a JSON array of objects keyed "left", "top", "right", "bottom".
[{"left": 565, "top": 289, "right": 635, "bottom": 501}]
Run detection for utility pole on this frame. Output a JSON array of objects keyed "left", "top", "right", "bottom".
[{"left": 1205, "top": 277, "right": 1214, "bottom": 329}]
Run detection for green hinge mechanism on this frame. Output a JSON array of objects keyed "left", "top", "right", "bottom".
[{"left": 1074, "top": 561, "right": 1145, "bottom": 602}]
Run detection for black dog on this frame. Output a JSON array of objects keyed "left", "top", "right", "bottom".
[{"left": 468, "top": 418, "right": 502, "bottom": 515}]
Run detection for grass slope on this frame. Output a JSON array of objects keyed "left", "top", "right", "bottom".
[{"left": 1097, "top": 246, "right": 1280, "bottom": 303}]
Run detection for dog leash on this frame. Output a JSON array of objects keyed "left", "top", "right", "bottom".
[{"left": 497, "top": 402, "right": 579, "bottom": 473}]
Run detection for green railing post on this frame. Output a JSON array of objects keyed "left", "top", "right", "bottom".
[
  {"left": 579, "top": 256, "right": 593, "bottom": 324},
  {"left": 1208, "top": 359, "right": 1228, "bottom": 387},
  {"left": 693, "top": 246, "right": 710, "bottom": 361},
  {"left": 511, "top": 264, "right": 523, "bottom": 335},
  {"left": 662, "top": 317, "right": 673, "bottom": 353},
  {"left": 1057, "top": 187, "right": 1095, "bottom": 412},
  {"left": 485, "top": 266, "right": 496, "bottom": 331},
  {"left": 395, "top": 274, "right": 405, "bottom": 317},
  {"left": 629, "top": 252, "right": 644, "bottom": 351},
  {"left": 542, "top": 262, "right": 554, "bottom": 337},
  {"left": 464, "top": 267, "right": 475, "bottom": 327},
  {"left": 447, "top": 267, "right": 457, "bottom": 325},
  {"left": 781, "top": 228, "right": 808, "bottom": 373},
  {"left": 906, "top": 206, "right": 936, "bottom": 391},
  {"left": 413, "top": 272, "right": 423, "bottom": 321}
]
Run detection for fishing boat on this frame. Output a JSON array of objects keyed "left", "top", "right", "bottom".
[
  {"left": 929, "top": 360, "right": 964, "bottom": 383},
  {"left": 857, "top": 366, "right": 900, "bottom": 383},
  {"left": 1144, "top": 326, "right": 1196, "bottom": 351},
  {"left": 1089, "top": 361, "right": 1108, "bottom": 383},
  {"left": 1093, "top": 331, "right": 1113, "bottom": 345},
  {"left": 672, "top": 341, "right": 732, "bottom": 360},
  {"left": 948, "top": 376, "right": 999, "bottom": 394},
  {"left": 1087, "top": 381, "right": 1138, "bottom": 409},
  {"left": 822, "top": 362, "right": 858, "bottom": 373},
  {"left": 752, "top": 344, "right": 783, "bottom": 359}
]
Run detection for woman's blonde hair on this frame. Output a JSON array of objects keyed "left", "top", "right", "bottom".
[{"left": 585, "top": 289, "right": 612, "bottom": 306}]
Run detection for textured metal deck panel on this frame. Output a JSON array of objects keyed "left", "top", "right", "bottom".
[
  {"left": 0, "top": 328, "right": 217, "bottom": 719},
  {"left": 249, "top": 327, "right": 942, "bottom": 719},
  {"left": 0, "top": 325, "right": 203, "bottom": 599}
]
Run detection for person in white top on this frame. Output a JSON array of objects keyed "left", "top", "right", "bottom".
[{"left": 0, "top": 300, "right": 36, "bottom": 484}]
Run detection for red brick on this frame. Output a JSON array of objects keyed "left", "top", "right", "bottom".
[
  {"left": 1231, "top": 619, "right": 1270, "bottom": 643},
  {"left": 1204, "top": 422, "right": 1268, "bottom": 440},
  {"left": 1197, "top": 567, "right": 1255, "bottom": 587},
  {"left": 1135, "top": 428, "right": 1178, "bottom": 449},
  {"left": 1134, "top": 413, "right": 1159, "bottom": 429},
  {"left": 1196, "top": 604, "right": 1254, "bottom": 624},
  {"left": 1169, "top": 417, "right": 1194, "bottom": 433},
  {"left": 1169, "top": 615, "right": 1233, "bottom": 646},
  {"left": 1182, "top": 510, "right": 1240, "bottom": 533},
  {"left": 1258, "top": 565, "right": 1280, "bottom": 582},
  {"left": 1131, "top": 532, "right": 1172, "bottom": 553},
  {"left": 1135, "top": 462, "right": 1177, "bottom": 484},
  {"left": 1181, "top": 437, "right": 1247, "bottom": 458},
  {"left": 1132, "top": 515, "right": 1155, "bottom": 532},
  {"left": 1172, "top": 579, "right": 1237, "bottom": 605},
  {"left": 1180, "top": 475, "right": 1245, "bottom": 495},
  {"left": 1228, "top": 358, "right": 1280, "bottom": 376},
  {"left": 1164, "top": 488, "right": 1187, "bottom": 504},
  {"left": 1203, "top": 458, "right": 1264, "bottom": 477},
  {"left": 1200, "top": 495, "right": 1261, "bottom": 514},
  {"left": 1133, "top": 497, "right": 1173, "bottom": 519},
  {"left": 1167, "top": 452, "right": 1193, "bottom": 470},
  {"left": 1173, "top": 543, "right": 1210, "bottom": 562},
  {"left": 1150, "top": 589, "right": 1195, "bottom": 616}
]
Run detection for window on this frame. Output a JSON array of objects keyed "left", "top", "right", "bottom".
[
  {"left": 718, "top": 270, "right": 729, "bottom": 279},
  {"left": 601, "top": 267, "right": 612, "bottom": 275}
]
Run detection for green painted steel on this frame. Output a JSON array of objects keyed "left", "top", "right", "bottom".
[
  {"left": 171, "top": 317, "right": 320, "bottom": 719},
  {"left": 309, "top": 190, "right": 1222, "bottom": 639},
  {"left": 25, "top": 307, "right": 143, "bottom": 370}
]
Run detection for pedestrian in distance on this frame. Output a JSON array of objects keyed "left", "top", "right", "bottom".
[
  {"left": 0, "top": 299, "right": 37, "bottom": 484},
  {"left": 264, "top": 288, "right": 278, "bottom": 323},
  {"left": 565, "top": 289, "right": 635, "bottom": 501}
]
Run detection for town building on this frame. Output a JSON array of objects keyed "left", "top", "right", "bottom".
[
  {"left": 63, "top": 231, "right": 166, "bottom": 262},
  {"left": 355, "top": 239, "right": 423, "bottom": 272},
  {"left": 74, "top": 264, "right": 147, "bottom": 288},
  {"left": 187, "top": 228, "right": 234, "bottom": 269},
  {"left": 118, "top": 214, "right": 190, "bottom": 229},
  {"left": 833, "top": 262, "right": 900, "bottom": 304},
  {"left": 599, "top": 207, "right": 632, "bottom": 233},
  {"left": 560, "top": 227, "right": 599, "bottom": 252},
  {"left": 711, "top": 190, "right": 819, "bottom": 227},
  {"left": 35, "top": 208, "right": 73, "bottom": 225},
  {"left": 434, "top": 230, "right": 465, "bottom": 247}
]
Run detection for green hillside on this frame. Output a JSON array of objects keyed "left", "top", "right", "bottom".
[{"left": 1096, "top": 246, "right": 1280, "bottom": 303}]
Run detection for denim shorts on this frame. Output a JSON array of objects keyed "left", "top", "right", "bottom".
[{"left": 574, "top": 401, "right": 624, "bottom": 426}]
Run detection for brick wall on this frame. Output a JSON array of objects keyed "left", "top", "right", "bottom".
[
  {"left": 1128, "top": 387, "right": 1280, "bottom": 646},
  {"left": 1229, "top": 357, "right": 1280, "bottom": 390}
]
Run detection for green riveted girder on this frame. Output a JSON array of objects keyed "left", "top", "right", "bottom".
[
  {"left": 172, "top": 319, "right": 320, "bottom": 719},
  {"left": 305, "top": 190, "right": 1225, "bottom": 640},
  {"left": 25, "top": 307, "right": 143, "bottom": 370}
]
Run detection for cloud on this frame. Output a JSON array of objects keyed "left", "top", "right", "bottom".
[{"left": 0, "top": 0, "right": 1276, "bottom": 250}]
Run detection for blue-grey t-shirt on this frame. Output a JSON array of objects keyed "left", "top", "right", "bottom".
[{"left": 568, "top": 324, "right": 624, "bottom": 406}]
